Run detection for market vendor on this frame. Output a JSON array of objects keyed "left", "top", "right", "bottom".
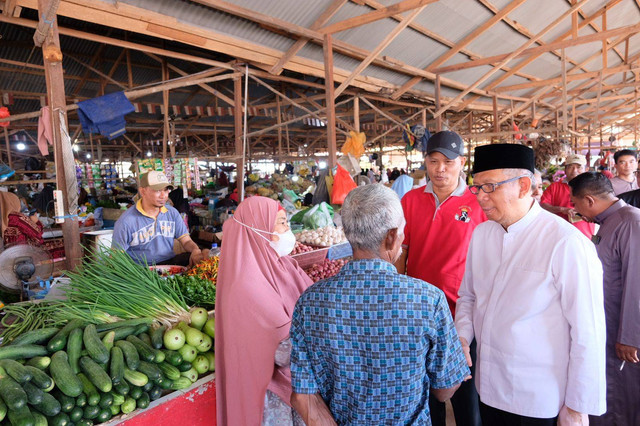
[{"left": 112, "top": 171, "right": 204, "bottom": 267}]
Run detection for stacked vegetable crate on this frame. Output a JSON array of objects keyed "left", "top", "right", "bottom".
[{"left": 0, "top": 313, "right": 216, "bottom": 425}]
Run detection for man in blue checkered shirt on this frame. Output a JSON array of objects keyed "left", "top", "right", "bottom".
[{"left": 290, "top": 185, "right": 470, "bottom": 425}]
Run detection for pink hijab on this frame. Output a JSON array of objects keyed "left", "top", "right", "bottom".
[{"left": 215, "top": 196, "right": 312, "bottom": 425}]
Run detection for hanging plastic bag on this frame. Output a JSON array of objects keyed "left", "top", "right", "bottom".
[
  {"left": 302, "top": 202, "right": 333, "bottom": 229},
  {"left": 0, "top": 107, "right": 10, "bottom": 128},
  {"left": 282, "top": 188, "right": 300, "bottom": 205},
  {"left": 341, "top": 131, "right": 366, "bottom": 158},
  {"left": 331, "top": 164, "right": 357, "bottom": 205}
]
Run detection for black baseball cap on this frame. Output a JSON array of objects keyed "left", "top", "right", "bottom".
[{"left": 427, "top": 131, "right": 464, "bottom": 159}]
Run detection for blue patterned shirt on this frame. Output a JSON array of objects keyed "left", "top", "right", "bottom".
[{"left": 291, "top": 258, "right": 470, "bottom": 425}]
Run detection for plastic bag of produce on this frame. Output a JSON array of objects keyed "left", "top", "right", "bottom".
[
  {"left": 331, "top": 164, "right": 357, "bottom": 205},
  {"left": 282, "top": 188, "right": 300, "bottom": 204},
  {"left": 302, "top": 202, "right": 333, "bottom": 229}
]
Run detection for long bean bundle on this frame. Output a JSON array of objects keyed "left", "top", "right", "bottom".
[
  {"left": 59, "top": 248, "right": 190, "bottom": 327},
  {"left": 0, "top": 301, "right": 60, "bottom": 345}
]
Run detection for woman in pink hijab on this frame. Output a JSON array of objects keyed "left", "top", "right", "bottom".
[{"left": 215, "top": 196, "right": 312, "bottom": 425}]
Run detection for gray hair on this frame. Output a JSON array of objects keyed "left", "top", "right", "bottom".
[{"left": 341, "top": 185, "right": 405, "bottom": 253}]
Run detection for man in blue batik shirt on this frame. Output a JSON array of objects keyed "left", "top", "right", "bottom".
[{"left": 290, "top": 184, "right": 470, "bottom": 425}]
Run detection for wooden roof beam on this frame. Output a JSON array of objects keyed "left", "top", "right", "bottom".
[
  {"left": 495, "top": 64, "right": 638, "bottom": 93},
  {"left": 433, "top": 0, "right": 590, "bottom": 119},
  {"left": 333, "top": 5, "right": 425, "bottom": 97},
  {"left": 143, "top": 52, "right": 235, "bottom": 106},
  {"left": 365, "top": 0, "right": 544, "bottom": 87},
  {"left": 449, "top": 0, "right": 624, "bottom": 114},
  {"left": 571, "top": 0, "right": 626, "bottom": 63},
  {"left": 269, "top": 0, "right": 347, "bottom": 75},
  {"left": 478, "top": 0, "right": 588, "bottom": 73},
  {"left": 432, "top": 22, "right": 640, "bottom": 74},
  {"left": 391, "top": 0, "right": 527, "bottom": 99},
  {"left": 319, "top": 0, "right": 437, "bottom": 34}
]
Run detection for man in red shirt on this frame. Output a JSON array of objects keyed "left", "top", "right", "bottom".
[
  {"left": 395, "top": 130, "right": 486, "bottom": 426},
  {"left": 540, "top": 154, "right": 595, "bottom": 239}
]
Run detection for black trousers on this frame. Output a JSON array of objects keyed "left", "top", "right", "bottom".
[
  {"left": 429, "top": 339, "right": 481, "bottom": 426},
  {"left": 479, "top": 402, "right": 558, "bottom": 426}
]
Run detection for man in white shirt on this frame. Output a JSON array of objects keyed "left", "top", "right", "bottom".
[
  {"left": 610, "top": 149, "right": 638, "bottom": 195},
  {"left": 456, "top": 143, "right": 607, "bottom": 426}
]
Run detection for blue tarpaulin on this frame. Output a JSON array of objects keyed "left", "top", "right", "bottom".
[{"left": 77, "top": 92, "right": 135, "bottom": 140}]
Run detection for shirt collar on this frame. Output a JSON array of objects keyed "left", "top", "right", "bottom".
[
  {"left": 424, "top": 176, "right": 467, "bottom": 198},
  {"left": 504, "top": 200, "right": 541, "bottom": 234},
  {"left": 136, "top": 199, "right": 168, "bottom": 219},
  {"left": 595, "top": 199, "right": 626, "bottom": 224},
  {"left": 343, "top": 258, "right": 397, "bottom": 273}
]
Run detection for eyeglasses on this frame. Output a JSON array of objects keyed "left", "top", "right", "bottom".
[{"left": 469, "top": 175, "right": 529, "bottom": 195}]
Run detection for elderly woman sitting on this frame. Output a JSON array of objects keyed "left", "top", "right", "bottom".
[{"left": 289, "top": 184, "right": 469, "bottom": 424}]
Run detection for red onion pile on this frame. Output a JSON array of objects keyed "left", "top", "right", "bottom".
[
  {"left": 305, "top": 259, "right": 347, "bottom": 282},
  {"left": 291, "top": 242, "right": 314, "bottom": 255}
]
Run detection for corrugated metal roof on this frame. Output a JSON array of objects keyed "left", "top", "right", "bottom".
[{"left": 2, "top": 0, "right": 639, "bottom": 137}]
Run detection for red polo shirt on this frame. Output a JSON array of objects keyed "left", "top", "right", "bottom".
[
  {"left": 540, "top": 181, "right": 595, "bottom": 238},
  {"left": 401, "top": 182, "right": 487, "bottom": 317}
]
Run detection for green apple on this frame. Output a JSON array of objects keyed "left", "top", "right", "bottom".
[
  {"left": 185, "top": 328, "right": 205, "bottom": 348},
  {"left": 196, "top": 334, "right": 212, "bottom": 353},
  {"left": 190, "top": 308, "right": 208, "bottom": 330},
  {"left": 181, "top": 367, "right": 198, "bottom": 383},
  {"left": 178, "top": 344, "right": 197, "bottom": 363},
  {"left": 203, "top": 318, "right": 215, "bottom": 339},
  {"left": 193, "top": 355, "right": 209, "bottom": 374},
  {"left": 163, "top": 328, "right": 186, "bottom": 351},
  {"left": 204, "top": 352, "right": 215, "bottom": 372}
]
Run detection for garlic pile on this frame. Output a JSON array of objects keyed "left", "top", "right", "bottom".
[{"left": 295, "top": 226, "right": 346, "bottom": 247}]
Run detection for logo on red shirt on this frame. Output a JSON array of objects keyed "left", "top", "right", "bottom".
[{"left": 455, "top": 206, "right": 472, "bottom": 223}]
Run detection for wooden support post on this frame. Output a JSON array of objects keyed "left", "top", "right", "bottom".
[
  {"left": 2, "top": 127, "right": 11, "bottom": 169},
  {"left": 276, "top": 94, "right": 283, "bottom": 163},
  {"left": 572, "top": 99, "right": 577, "bottom": 149},
  {"left": 468, "top": 112, "right": 473, "bottom": 176},
  {"left": 571, "top": 0, "right": 578, "bottom": 39},
  {"left": 324, "top": 35, "right": 337, "bottom": 169},
  {"left": 162, "top": 60, "right": 170, "bottom": 160},
  {"left": 561, "top": 48, "right": 568, "bottom": 132},
  {"left": 435, "top": 74, "right": 442, "bottom": 132},
  {"left": 602, "top": 10, "right": 608, "bottom": 69},
  {"left": 234, "top": 77, "right": 245, "bottom": 201},
  {"left": 493, "top": 95, "right": 499, "bottom": 141},
  {"left": 599, "top": 128, "right": 603, "bottom": 155},
  {"left": 38, "top": 0, "right": 81, "bottom": 269},
  {"left": 126, "top": 48, "right": 133, "bottom": 88},
  {"left": 353, "top": 96, "right": 360, "bottom": 133},
  {"left": 421, "top": 109, "right": 426, "bottom": 128}
]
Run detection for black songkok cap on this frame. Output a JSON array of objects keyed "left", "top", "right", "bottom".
[{"left": 473, "top": 143, "right": 535, "bottom": 174}]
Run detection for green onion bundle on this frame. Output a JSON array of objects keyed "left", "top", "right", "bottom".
[{"left": 59, "top": 248, "right": 190, "bottom": 327}]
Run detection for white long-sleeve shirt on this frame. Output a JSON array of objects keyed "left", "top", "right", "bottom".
[{"left": 455, "top": 202, "right": 606, "bottom": 418}]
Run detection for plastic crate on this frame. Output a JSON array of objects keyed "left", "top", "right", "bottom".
[
  {"left": 291, "top": 246, "right": 329, "bottom": 269},
  {"left": 327, "top": 241, "right": 353, "bottom": 260}
]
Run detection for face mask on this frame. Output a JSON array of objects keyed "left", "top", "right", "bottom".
[
  {"left": 269, "top": 229, "right": 296, "bottom": 257},
  {"left": 234, "top": 217, "right": 296, "bottom": 257}
]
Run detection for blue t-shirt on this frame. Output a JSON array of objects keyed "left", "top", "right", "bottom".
[
  {"left": 111, "top": 201, "right": 189, "bottom": 265},
  {"left": 290, "top": 259, "right": 469, "bottom": 425}
]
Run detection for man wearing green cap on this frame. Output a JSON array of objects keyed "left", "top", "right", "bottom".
[
  {"left": 112, "top": 171, "right": 204, "bottom": 266},
  {"left": 456, "top": 144, "right": 606, "bottom": 425}
]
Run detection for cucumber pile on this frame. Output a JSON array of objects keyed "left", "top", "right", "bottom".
[{"left": 0, "top": 308, "right": 215, "bottom": 425}]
